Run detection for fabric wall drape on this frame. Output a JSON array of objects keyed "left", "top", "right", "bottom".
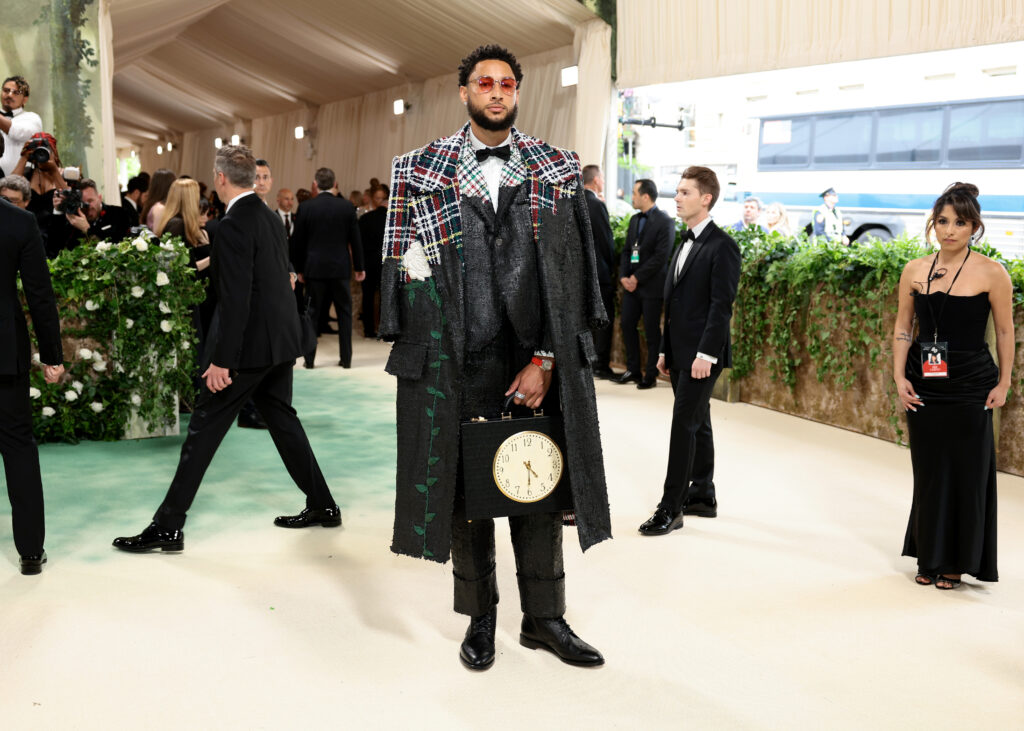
[
  {"left": 573, "top": 18, "right": 613, "bottom": 168},
  {"left": 617, "top": 0, "right": 1024, "bottom": 88},
  {"left": 251, "top": 108, "right": 317, "bottom": 195}
]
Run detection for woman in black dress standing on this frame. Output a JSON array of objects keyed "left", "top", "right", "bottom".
[{"left": 893, "top": 183, "right": 1015, "bottom": 590}]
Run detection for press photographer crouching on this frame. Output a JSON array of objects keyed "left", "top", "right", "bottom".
[{"left": 46, "top": 173, "right": 131, "bottom": 258}]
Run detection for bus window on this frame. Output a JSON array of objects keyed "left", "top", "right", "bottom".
[
  {"left": 813, "top": 112, "right": 872, "bottom": 165},
  {"left": 948, "top": 99, "right": 1024, "bottom": 163},
  {"left": 759, "top": 118, "right": 811, "bottom": 167},
  {"left": 876, "top": 107, "right": 943, "bottom": 164}
]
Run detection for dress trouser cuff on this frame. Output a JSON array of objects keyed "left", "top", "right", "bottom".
[
  {"left": 517, "top": 572, "right": 566, "bottom": 618},
  {"left": 453, "top": 565, "right": 499, "bottom": 617}
]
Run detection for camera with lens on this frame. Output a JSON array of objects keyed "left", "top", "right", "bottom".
[
  {"left": 24, "top": 137, "right": 54, "bottom": 166},
  {"left": 56, "top": 167, "right": 85, "bottom": 216}
]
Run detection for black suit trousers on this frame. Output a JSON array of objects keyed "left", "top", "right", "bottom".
[
  {"left": 620, "top": 291, "right": 662, "bottom": 379},
  {"left": 154, "top": 362, "right": 335, "bottom": 530},
  {"left": 359, "top": 274, "right": 380, "bottom": 337},
  {"left": 306, "top": 277, "right": 352, "bottom": 366},
  {"left": 659, "top": 365, "right": 721, "bottom": 514},
  {"left": 0, "top": 372, "right": 45, "bottom": 556}
]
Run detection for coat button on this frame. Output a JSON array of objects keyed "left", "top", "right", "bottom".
[{"left": 494, "top": 236, "right": 503, "bottom": 246}]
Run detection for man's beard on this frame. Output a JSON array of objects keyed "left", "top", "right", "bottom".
[{"left": 467, "top": 99, "right": 518, "bottom": 132}]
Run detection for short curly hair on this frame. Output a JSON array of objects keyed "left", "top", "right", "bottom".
[{"left": 457, "top": 45, "right": 524, "bottom": 88}]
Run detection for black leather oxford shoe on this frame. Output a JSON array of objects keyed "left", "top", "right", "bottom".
[
  {"left": 112, "top": 523, "right": 184, "bottom": 553},
  {"left": 592, "top": 367, "right": 615, "bottom": 380},
  {"left": 683, "top": 497, "right": 717, "bottom": 518},
  {"left": 459, "top": 608, "right": 497, "bottom": 670},
  {"left": 19, "top": 552, "right": 47, "bottom": 575},
  {"left": 612, "top": 370, "right": 640, "bottom": 385},
  {"left": 637, "top": 378, "right": 657, "bottom": 390},
  {"left": 638, "top": 508, "right": 684, "bottom": 536},
  {"left": 520, "top": 615, "right": 603, "bottom": 667},
  {"left": 273, "top": 505, "right": 342, "bottom": 528}
]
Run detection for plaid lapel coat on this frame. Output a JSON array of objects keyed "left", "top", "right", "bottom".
[{"left": 380, "top": 123, "right": 612, "bottom": 563}]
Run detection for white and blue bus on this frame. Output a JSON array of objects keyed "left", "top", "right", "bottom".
[{"left": 625, "top": 42, "right": 1024, "bottom": 257}]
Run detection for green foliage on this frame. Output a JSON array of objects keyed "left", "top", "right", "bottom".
[{"left": 28, "top": 232, "right": 206, "bottom": 443}]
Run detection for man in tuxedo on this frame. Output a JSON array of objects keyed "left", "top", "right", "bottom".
[
  {"left": 639, "top": 166, "right": 741, "bottom": 536},
  {"left": 292, "top": 167, "right": 365, "bottom": 368},
  {"left": 1, "top": 198, "right": 64, "bottom": 574},
  {"left": 276, "top": 188, "right": 296, "bottom": 237},
  {"left": 356, "top": 185, "right": 386, "bottom": 338},
  {"left": 615, "top": 178, "right": 673, "bottom": 389},
  {"left": 47, "top": 178, "right": 131, "bottom": 257},
  {"left": 582, "top": 164, "right": 615, "bottom": 379},
  {"left": 120, "top": 175, "right": 146, "bottom": 229},
  {"left": 112, "top": 145, "right": 341, "bottom": 553}
]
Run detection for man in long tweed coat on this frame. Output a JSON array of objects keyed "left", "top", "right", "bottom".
[{"left": 380, "top": 45, "right": 612, "bottom": 671}]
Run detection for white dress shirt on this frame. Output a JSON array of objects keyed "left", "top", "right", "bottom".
[
  {"left": 0, "top": 107, "right": 43, "bottom": 176},
  {"left": 225, "top": 189, "right": 255, "bottom": 214},
  {"left": 467, "top": 128, "right": 511, "bottom": 212}
]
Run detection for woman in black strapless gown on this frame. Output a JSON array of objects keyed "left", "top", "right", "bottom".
[{"left": 892, "top": 183, "right": 1015, "bottom": 590}]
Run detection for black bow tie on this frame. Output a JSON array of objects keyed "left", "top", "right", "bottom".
[
  {"left": 476, "top": 146, "right": 511, "bottom": 163},
  {"left": 0, "top": 110, "right": 13, "bottom": 118},
  {"left": 682, "top": 229, "right": 695, "bottom": 242}
]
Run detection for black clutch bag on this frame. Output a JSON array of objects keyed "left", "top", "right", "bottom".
[{"left": 460, "top": 395, "right": 573, "bottom": 520}]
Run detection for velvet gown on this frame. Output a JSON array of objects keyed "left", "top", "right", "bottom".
[{"left": 902, "top": 291, "right": 999, "bottom": 581}]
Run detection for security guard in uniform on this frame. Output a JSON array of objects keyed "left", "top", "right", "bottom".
[{"left": 812, "top": 187, "right": 849, "bottom": 244}]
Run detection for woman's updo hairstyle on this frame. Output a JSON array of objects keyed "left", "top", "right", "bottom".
[{"left": 925, "top": 182, "right": 984, "bottom": 244}]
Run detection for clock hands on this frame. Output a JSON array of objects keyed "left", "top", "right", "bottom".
[{"left": 524, "top": 460, "right": 538, "bottom": 487}]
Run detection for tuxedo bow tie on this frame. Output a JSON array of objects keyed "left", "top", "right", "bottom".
[
  {"left": 476, "top": 146, "right": 511, "bottom": 163},
  {"left": 0, "top": 110, "right": 13, "bottom": 118},
  {"left": 681, "top": 229, "right": 695, "bottom": 242}
]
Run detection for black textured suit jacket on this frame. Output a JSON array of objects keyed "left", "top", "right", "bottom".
[
  {"left": 662, "top": 219, "right": 741, "bottom": 370},
  {"left": 584, "top": 189, "right": 615, "bottom": 287},
  {"left": 291, "top": 191, "right": 364, "bottom": 279},
  {"left": 620, "top": 205, "right": 673, "bottom": 299},
  {"left": 206, "top": 193, "right": 302, "bottom": 370},
  {"left": 0, "top": 199, "right": 62, "bottom": 374}
]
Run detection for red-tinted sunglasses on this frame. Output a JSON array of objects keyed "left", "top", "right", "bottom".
[{"left": 467, "top": 76, "right": 518, "bottom": 95}]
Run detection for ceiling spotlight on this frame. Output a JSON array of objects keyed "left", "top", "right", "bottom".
[
  {"left": 214, "top": 137, "right": 223, "bottom": 149},
  {"left": 157, "top": 145, "right": 163, "bottom": 155},
  {"left": 167, "top": 142, "right": 173, "bottom": 151},
  {"left": 561, "top": 65, "right": 579, "bottom": 87},
  {"left": 130, "top": 149, "right": 137, "bottom": 158},
  {"left": 295, "top": 126, "right": 305, "bottom": 140},
  {"left": 393, "top": 99, "right": 405, "bottom": 115},
  {"left": 230, "top": 134, "right": 240, "bottom": 145}
]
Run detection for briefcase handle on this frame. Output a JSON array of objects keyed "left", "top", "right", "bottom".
[{"left": 501, "top": 393, "right": 544, "bottom": 420}]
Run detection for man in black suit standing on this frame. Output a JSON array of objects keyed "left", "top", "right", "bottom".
[
  {"left": 113, "top": 145, "right": 341, "bottom": 553},
  {"left": 292, "top": 167, "right": 365, "bottom": 368},
  {"left": 639, "top": 166, "right": 741, "bottom": 536},
  {"left": 1, "top": 198, "right": 64, "bottom": 574},
  {"left": 583, "top": 165, "right": 616, "bottom": 379},
  {"left": 614, "top": 178, "right": 673, "bottom": 389}
]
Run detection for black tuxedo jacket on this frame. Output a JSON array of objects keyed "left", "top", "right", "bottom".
[
  {"left": 120, "top": 195, "right": 140, "bottom": 228},
  {"left": 206, "top": 193, "right": 303, "bottom": 370},
  {"left": 585, "top": 189, "right": 615, "bottom": 288},
  {"left": 620, "top": 205, "right": 672, "bottom": 299},
  {"left": 357, "top": 206, "right": 386, "bottom": 282},
  {"left": 1, "top": 199, "right": 62, "bottom": 375},
  {"left": 291, "top": 191, "right": 364, "bottom": 279},
  {"left": 46, "top": 203, "right": 132, "bottom": 258},
  {"left": 662, "top": 219, "right": 741, "bottom": 370}
]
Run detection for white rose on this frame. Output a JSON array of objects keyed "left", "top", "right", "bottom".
[
  {"left": 85, "top": 299, "right": 99, "bottom": 311},
  {"left": 90, "top": 402, "right": 104, "bottom": 413},
  {"left": 156, "top": 271, "right": 170, "bottom": 286},
  {"left": 160, "top": 240, "right": 176, "bottom": 251},
  {"left": 96, "top": 241, "right": 112, "bottom": 253},
  {"left": 72, "top": 380, "right": 84, "bottom": 393},
  {"left": 125, "top": 318, "right": 134, "bottom": 329},
  {"left": 78, "top": 347, "right": 93, "bottom": 360},
  {"left": 114, "top": 362, "right": 125, "bottom": 373},
  {"left": 131, "top": 394, "right": 142, "bottom": 406},
  {"left": 160, "top": 320, "right": 173, "bottom": 333},
  {"left": 65, "top": 390, "right": 79, "bottom": 402},
  {"left": 92, "top": 350, "right": 104, "bottom": 361},
  {"left": 133, "top": 237, "right": 149, "bottom": 252},
  {"left": 32, "top": 352, "right": 41, "bottom": 363},
  {"left": 402, "top": 242, "right": 432, "bottom": 281},
  {"left": 29, "top": 387, "right": 41, "bottom": 399},
  {"left": 41, "top": 406, "right": 55, "bottom": 417},
  {"left": 130, "top": 286, "right": 144, "bottom": 298},
  {"left": 92, "top": 360, "right": 107, "bottom": 372},
  {"left": 159, "top": 301, "right": 172, "bottom": 314}
]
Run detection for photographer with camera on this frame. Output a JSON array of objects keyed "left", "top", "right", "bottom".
[
  {"left": 47, "top": 176, "right": 131, "bottom": 258},
  {"left": 0, "top": 76, "right": 42, "bottom": 178},
  {"left": 10, "top": 132, "right": 65, "bottom": 224}
]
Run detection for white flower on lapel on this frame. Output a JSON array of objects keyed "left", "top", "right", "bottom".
[{"left": 403, "top": 242, "right": 432, "bottom": 281}]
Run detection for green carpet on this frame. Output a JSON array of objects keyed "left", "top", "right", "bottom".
[{"left": 3, "top": 369, "right": 397, "bottom": 559}]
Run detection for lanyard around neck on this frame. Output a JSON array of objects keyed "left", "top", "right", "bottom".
[{"left": 923, "top": 248, "right": 971, "bottom": 342}]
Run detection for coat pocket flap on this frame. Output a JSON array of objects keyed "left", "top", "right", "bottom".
[
  {"left": 577, "top": 330, "right": 597, "bottom": 365},
  {"left": 385, "top": 341, "right": 429, "bottom": 379}
]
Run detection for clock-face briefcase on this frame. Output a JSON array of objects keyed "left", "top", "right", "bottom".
[{"left": 460, "top": 396, "right": 574, "bottom": 520}]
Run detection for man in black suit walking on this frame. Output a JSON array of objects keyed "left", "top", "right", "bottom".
[
  {"left": 639, "top": 166, "right": 741, "bottom": 536},
  {"left": 1, "top": 198, "right": 64, "bottom": 574},
  {"left": 113, "top": 145, "right": 341, "bottom": 553},
  {"left": 583, "top": 164, "right": 616, "bottom": 379},
  {"left": 292, "top": 167, "right": 365, "bottom": 368},
  {"left": 614, "top": 178, "right": 673, "bottom": 389}
]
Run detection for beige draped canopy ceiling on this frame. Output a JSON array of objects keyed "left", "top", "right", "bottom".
[{"left": 98, "top": 0, "right": 611, "bottom": 200}]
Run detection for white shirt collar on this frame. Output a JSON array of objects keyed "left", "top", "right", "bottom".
[
  {"left": 688, "top": 215, "right": 712, "bottom": 239},
  {"left": 9, "top": 107, "right": 24, "bottom": 118},
  {"left": 225, "top": 189, "right": 255, "bottom": 213}
]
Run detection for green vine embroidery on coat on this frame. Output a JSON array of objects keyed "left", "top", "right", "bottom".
[{"left": 407, "top": 278, "right": 446, "bottom": 559}]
